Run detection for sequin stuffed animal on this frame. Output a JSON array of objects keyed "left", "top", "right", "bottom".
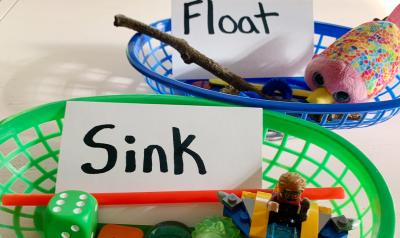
[{"left": 305, "top": 4, "right": 400, "bottom": 103}]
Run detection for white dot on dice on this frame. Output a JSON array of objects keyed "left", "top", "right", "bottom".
[
  {"left": 71, "top": 225, "right": 80, "bottom": 232},
  {"left": 60, "top": 193, "right": 68, "bottom": 198},
  {"left": 61, "top": 232, "right": 70, "bottom": 238},
  {"left": 53, "top": 207, "right": 61, "bottom": 213},
  {"left": 73, "top": 208, "right": 82, "bottom": 214}
]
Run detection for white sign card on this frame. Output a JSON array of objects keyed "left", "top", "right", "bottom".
[
  {"left": 56, "top": 101, "right": 262, "bottom": 193},
  {"left": 172, "top": 0, "right": 314, "bottom": 79}
]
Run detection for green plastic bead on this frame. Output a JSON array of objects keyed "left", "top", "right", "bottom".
[
  {"left": 43, "top": 190, "right": 98, "bottom": 238},
  {"left": 192, "top": 216, "right": 241, "bottom": 238}
]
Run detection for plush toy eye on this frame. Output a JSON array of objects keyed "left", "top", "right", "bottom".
[
  {"left": 312, "top": 73, "right": 324, "bottom": 87},
  {"left": 333, "top": 91, "right": 350, "bottom": 103}
]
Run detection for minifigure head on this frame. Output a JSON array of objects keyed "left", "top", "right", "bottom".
[{"left": 277, "top": 172, "right": 306, "bottom": 202}]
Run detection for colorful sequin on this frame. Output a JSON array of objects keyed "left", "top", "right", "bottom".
[{"left": 321, "top": 21, "right": 400, "bottom": 97}]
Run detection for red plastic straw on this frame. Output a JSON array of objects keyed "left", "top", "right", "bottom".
[{"left": 1, "top": 187, "right": 344, "bottom": 206}]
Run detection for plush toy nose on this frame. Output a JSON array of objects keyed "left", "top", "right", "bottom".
[{"left": 306, "top": 88, "right": 335, "bottom": 104}]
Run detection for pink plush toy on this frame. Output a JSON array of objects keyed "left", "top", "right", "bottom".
[{"left": 305, "top": 4, "right": 400, "bottom": 104}]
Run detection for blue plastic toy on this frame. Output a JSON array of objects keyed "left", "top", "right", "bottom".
[
  {"left": 261, "top": 79, "right": 293, "bottom": 100},
  {"left": 319, "top": 221, "right": 348, "bottom": 238},
  {"left": 218, "top": 192, "right": 251, "bottom": 236}
]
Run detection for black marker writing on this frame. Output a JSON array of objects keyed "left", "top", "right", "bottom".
[
  {"left": 82, "top": 124, "right": 117, "bottom": 174},
  {"left": 183, "top": 0, "right": 279, "bottom": 35},
  {"left": 81, "top": 125, "right": 207, "bottom": 175}
]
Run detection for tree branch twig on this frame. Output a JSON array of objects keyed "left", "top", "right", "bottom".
[{"left": 114, "top": 14, "right": 269, "bottom": 99}]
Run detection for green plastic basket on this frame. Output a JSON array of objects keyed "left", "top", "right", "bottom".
[{"left": 0, "top": 95, "right": 395, "bottom": 238}]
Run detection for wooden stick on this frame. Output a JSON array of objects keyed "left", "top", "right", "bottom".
[
  {"left": 114, "top": 14, "right": 270, "bottom": 99},
  {"left": 2, "top": 187, "right": 344, "bottom": 206}
]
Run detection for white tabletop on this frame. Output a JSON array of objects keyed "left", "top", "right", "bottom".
[{"left": 0, "top": 0, "right": 399, "bottom": 235}]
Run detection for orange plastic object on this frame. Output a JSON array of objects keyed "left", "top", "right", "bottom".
[
  {"left": 97, "top": 224, "right": 144, "bottom": 238},
  {"left": 1, "top": 187, "right": 344, "bottom": 206}
]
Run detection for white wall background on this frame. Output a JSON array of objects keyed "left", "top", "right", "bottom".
[{"left": 0, "top": 0, "right": 399, "bottom": 236}]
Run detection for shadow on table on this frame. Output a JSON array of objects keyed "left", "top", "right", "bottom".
[{"left": 0, "top": 43, "right": 151, "bottom": 115}]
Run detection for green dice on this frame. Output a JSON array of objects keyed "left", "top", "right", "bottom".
[{"left": 44, "top": 190, "right": 98, "bottom": 238}]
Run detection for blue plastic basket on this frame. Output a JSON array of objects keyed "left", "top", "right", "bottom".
[{"left": 126, "top": 19, "right": 400, "bottom": 129}]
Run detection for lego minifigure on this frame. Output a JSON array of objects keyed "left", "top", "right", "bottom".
[{"left": 267, "top": 172, "right": 310, "bottom": 236}]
